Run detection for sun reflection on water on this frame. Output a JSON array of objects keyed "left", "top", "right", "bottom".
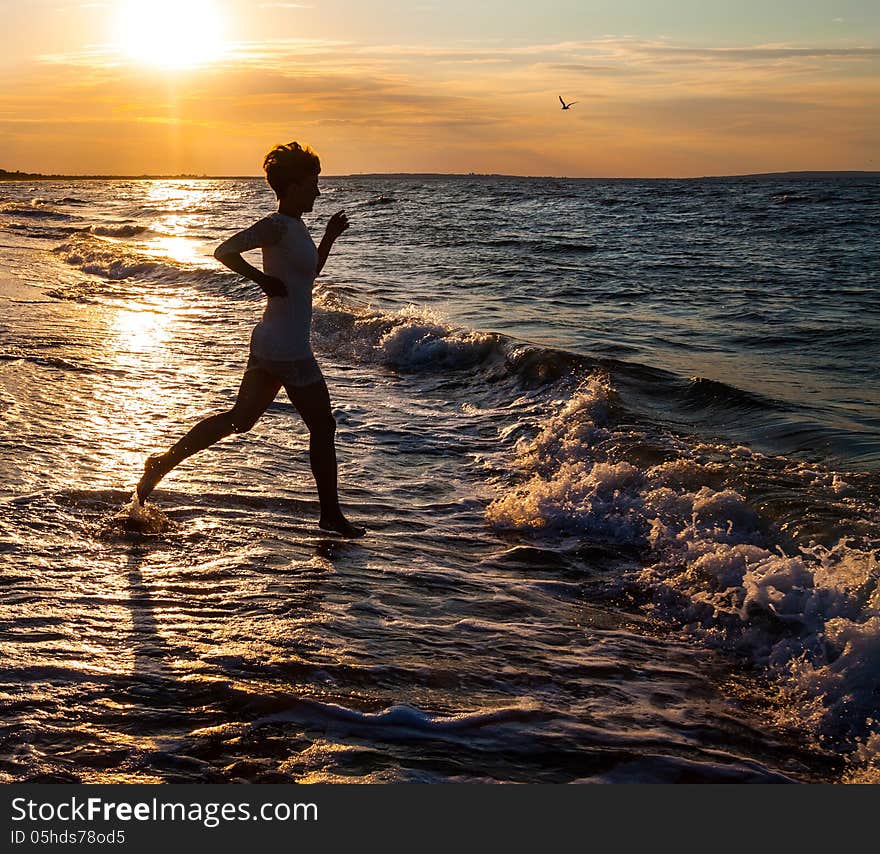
[
  {"left": 144, "top": 235, "right": 206, "bottom": 265},
  {"left": 112, "top": 303, "right": 174, "bottom": 354},
  {"left": 146, "top": 180, "right": 211, "bottom": 210},
  {"left": 142, "top": 182, "right": 216, "bottom": 265},
  {"left": 83, "top": 299, "right": 188, "bottom": 487}
]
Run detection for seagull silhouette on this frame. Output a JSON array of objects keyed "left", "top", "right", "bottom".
[{"left": 559, "top": 96, "right": 577, "bottom": 110}]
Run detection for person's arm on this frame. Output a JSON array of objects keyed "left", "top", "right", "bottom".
[
  {"left": 316, "top": 210, "right": 350, "bottom": 276},
  {"left": 215, "top": 252, "right": 285, "bottom": 297},
  {"left": 214, "top": 216, "right": 286, "bottom": 297}
]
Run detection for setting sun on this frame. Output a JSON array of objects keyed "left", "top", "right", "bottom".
[{"left": 116, "top": 0, "right": 226, "bottom": 69}]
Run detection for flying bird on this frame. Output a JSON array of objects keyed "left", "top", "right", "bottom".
[{"left": 559, "top": 96, "right": 577, "bottom": 110}]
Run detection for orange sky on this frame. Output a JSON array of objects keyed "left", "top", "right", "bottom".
[{"left": 1, "top": 1, "right": 878, "bottom": 177}]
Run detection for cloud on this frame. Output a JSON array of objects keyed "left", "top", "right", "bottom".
[
  {"left": 36, "top": 35, "right": 880, "bottom": 77},
  {"left": 7, "top": 34, "right": 880, "bottom": 176},
  {"left": 641, "top": 46, "right": 880, "bottom": 61},
  {"left": 545, "top": 63, "right": 644, "bottom": 77}
]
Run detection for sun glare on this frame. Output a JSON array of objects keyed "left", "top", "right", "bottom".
[{"left": 116, "top": 0, "right": 226, "bottom": 69}]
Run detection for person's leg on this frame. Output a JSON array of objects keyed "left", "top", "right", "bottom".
[
  {"left": 284, "top": 378, "right": 365, "bottom": 537},
  {"left": 137, "top": 367, "right": 282, "bottom": 503}
]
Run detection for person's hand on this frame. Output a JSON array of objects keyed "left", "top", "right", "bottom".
[
  {"left": 325, "top": 210, "right": 350, "bottom": 242},
  {"left": 260, "top": 275, "right": 286, "bottom": 298}
]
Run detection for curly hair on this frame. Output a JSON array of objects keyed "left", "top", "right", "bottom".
[{"left": 262, "top": 142, "right": 321, "bottom": 199}]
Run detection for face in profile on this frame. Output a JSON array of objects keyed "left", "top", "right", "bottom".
[{"left": 285, "top": 172, "right": 321, "bottom": 212}]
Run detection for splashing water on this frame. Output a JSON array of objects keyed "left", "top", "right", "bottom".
[{"left": 102, "top": 493, "right": 174, "bottom": 536}]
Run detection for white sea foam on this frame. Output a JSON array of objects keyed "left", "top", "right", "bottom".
[
  {"left": 51, "top": 233, "right": 222, "bottom": 286},
  {"left": 53, "top": 235, "right": 166, "bottom": 280},
  {"left": 486, "top": 371, "right": 880, "bottom": 774},
  {"left": 314, "top": 300, "right": 499, "bottom": 371},
  {"left": 374, "top": 305, "right": 496, "bottom": 369}
]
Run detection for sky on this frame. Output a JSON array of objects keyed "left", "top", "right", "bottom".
[{"left": 0, "top": 0, "right": 878, "bottom": 177}]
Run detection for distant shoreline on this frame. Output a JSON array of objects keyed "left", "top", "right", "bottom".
[{"left": 2, "top": 168, "right": 878, "bottom": 182}]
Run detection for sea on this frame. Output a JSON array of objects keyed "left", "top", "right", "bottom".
[{"left": 0, "top": 174, "right": 878, "bottom": 783}]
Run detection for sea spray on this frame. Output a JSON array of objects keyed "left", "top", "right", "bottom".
[
  {"left": 486, "top": 371, "right": 880, "bottom": 771},
  {"left": 102, "top": 493, "right": 174, "bottom": 536}
]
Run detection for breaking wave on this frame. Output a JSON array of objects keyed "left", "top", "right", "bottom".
[{"left": 484, "top": 371, "right": 880, "bottom": 779}]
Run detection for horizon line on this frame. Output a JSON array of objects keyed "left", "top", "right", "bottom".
[{"left": 2, "top": 168, "right": 879, "bottom": 182}]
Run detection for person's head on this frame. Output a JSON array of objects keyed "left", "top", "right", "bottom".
[{"left": 263, "top": 141, "right": 321, "bottom": 213}]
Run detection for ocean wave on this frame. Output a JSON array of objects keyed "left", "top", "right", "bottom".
[
  {"left": 45, "top": 281, "right": 131, "bottom": 303},
  {"left": 50, "top": 233, "right": 244, "bottom": 295},
  {"left": 377, "top": 313, "right": 498, "bottom": 369},
  {"left": 771, "top": 192, "right": 837, "bottom": 205},
  {"left": 484, "top": 370, "right": 880, "bottom": 778},
  {"left": 726, "top": 326, "right": 877, "bottom": 349},
  {"left": 53, "top": 236, "right": 170, "bottom": 280},
  {"left": 488, "top": 237, "right": 599, "bottom": 254},
  {"left": 89, "top": 223, "right": 150, "bottom": 238},
  {"left": 11, "top": 221, "right": 152, "bottom": 239},
  {"left": 313, "top": 293, "right": 822, "bottom": 427},
  {"left": 313, "top": 298, "right": 503, "bottom": 373},
  {"left": 311, "top": 296, "right": 876, "bottom": 470},
  {"left": 6, "top": 223, "right": 88, "bottom": 241},
  {"left": 250, "top": 696, "right": 547, "bottom": 738},
  {"left": 25, "top": 196, "right": 84, "bottom": 212},
  {"left": 1, "top": 201, "right": 72, "bottom": 220},
  {"left": 0, "top": 350, "right": 97, "bottom": 373},
  {"left": 313, "top": 299, "right": 617, "bottom": 387},
  {"left": 684, "top": 376, "right": 785, "bottom": 413}
]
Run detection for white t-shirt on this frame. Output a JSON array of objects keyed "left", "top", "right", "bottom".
[{"left": 216, "top": 212, "right": 319, "bottom": 361}]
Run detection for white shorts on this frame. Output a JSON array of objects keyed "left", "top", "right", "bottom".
[{"left": 244, "top": 354, "right": 325, "bottom": 389}]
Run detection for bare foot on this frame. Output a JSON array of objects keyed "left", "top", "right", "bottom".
[
  {"left": 319, "top": 514, "right": 366, "bottom": 538},
  {"left": 137, "top": 453, "right": 169, "bottom": 505}
]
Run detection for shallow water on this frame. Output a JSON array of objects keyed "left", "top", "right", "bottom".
[{"left": 0, "top": 176, "right": 878, "bottom": 782}]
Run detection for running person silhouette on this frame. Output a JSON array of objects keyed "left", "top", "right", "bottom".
[{"left": 136, "top": 142, "right": 365, "bottom": 538}]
